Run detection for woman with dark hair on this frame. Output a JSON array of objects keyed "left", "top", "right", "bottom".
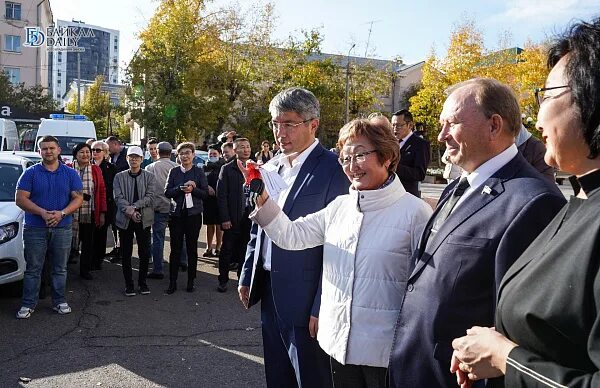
[
  {"left": 202, "top": 145, "right": 224, "bottom": 257},
  {"left": 255, "top": 140, "right": 273, "bottom": 164},
  {"left": 164, "top": 142, "right": 209, "bottom": 294},
  {"left": 246, "top": 119, "right": 432, "bottom": 387},
  {"left": 451, "top": 18, "right": 600, "bottom": 388},
  {"left": 71, "top": 143, "right": 107, "bottom": 279},
  {"left": 91, "top": 140, "right": 116, "bottom": 270}
]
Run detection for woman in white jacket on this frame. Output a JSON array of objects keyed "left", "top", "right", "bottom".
[{"left": 248, "top": 119, "right": 432, "bottom": 388}]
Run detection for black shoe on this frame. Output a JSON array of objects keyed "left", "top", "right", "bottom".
[
  {"left": 180, "top": 265, "right": 188, "bottom": 272},
  {"left": 80, "top": 273, "right": 93, "bottom": 280},
  {"left": 187, "top": 280, "right": 195, "bottom": 292},
  {"left": 139, "top": 284, "right": 150, "bottom": 295},
  {"left": 125, "top": 287, "right": 136, "bottom": 297},
  {"left": 110, "top": 256, "right": 122, "bottom": 263},
  {"left": 202, "top": 250, "right": 212, "bottom": 258},
  {"left": 165, "top": 282, "right": 177, "bottom": 295},
  {"left": 147, "top": 273, "right": 164, "bottom": 280},
  {"left": 106, "top": 247, "right": 120, "bottom": 257},
  {"left": 213, "top": 249, "right": 220, "bottom": 257},
  {"left": 217, "top": 283, "right": 227, "bottom": 293}
]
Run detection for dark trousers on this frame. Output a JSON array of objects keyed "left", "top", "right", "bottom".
[
  {"left": 218, "top": 215, "right": 251, "bottom": 285},
  {"left": 261, "top": 272, "right": 333, "bottom": 388},
  {"left": 119, "top": 222, "right": 151, "bottom": 289},
  {"left": 168, "top": 213, "right": 202, "bottom": 283},
  {"left": 92, "top": 223, "right": 109, "bottom": 268},
  {"left": 330, "top": 357, "right": 387, "bottom": 388},
  {"left": 79, "top": 221, "right": 94, "bottom": 276}
]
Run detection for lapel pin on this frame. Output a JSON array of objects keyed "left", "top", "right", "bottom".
[{"left": 482, "top": 185, "right": 492, "bottom": 195}]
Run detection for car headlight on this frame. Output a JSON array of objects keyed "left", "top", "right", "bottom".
[{"left": 0, "top": 222, "right": 19, "bottom": 245}]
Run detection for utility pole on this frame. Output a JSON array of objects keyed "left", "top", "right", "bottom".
[
  {"left": 345, "top": 43, "right": 356, "bottom": 124},
  {"left": 77, "top": 51, "right": 81, "bottom": 114},
  {"left": 363, "top": 20, "right": 381, "bottom": 57}
]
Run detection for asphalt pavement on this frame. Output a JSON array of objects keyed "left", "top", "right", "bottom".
[{"left": 0, "top": 230, "right": 265, "bottom": 388}]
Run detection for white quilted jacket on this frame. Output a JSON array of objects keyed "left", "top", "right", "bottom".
[{"left": 256, "top": 175, "right": 432, "bottom": 367}]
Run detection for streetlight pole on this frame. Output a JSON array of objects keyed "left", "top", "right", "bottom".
[{"left": 345, "top": 43, "right": 355, "bottom": 124}]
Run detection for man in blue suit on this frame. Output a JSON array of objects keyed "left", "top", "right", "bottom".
[
  {"left": 388, "top": 78, "right": 566, "bottom": 387},
  {"left": 238, "top": 87, "right": 348, "bottom": 387}
]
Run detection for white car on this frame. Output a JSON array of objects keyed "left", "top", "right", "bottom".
[
  {"left": 0, "top": 154, "right": 35, "bottom": 285},
  {"left": 0, "top": 150, "right": 42, "bottom": 164}
]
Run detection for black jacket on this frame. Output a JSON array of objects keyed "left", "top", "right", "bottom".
[
  {"left": 164, "top": 165, "right": 209, "bottom": 217},
  {"left": 204, "top": 159, "right": 225, "bottom": 190},
  {"left": 111, "top": 146, "right": 129, "bottom": 172},
  {"left": 98, "top": 159, "right": 117, "bottom": 223},
  {"left": 396, "top": 133, "right": 431, "bottom": 196},
  {"left": 216, "top": 157, "right": 247, "bottom": 228}
]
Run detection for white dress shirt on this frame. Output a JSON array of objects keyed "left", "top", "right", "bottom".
[
  {"left": 399, "top": 131, "right": 414, "bottom": 149},
  {"left": 453, "top": 144, "right": 518, "bottom": 211},
  {"left": 261, "top": 139, "right": 320, "bottom": 271}
]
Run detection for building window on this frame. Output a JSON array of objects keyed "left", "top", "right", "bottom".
[
  {"left": 5, "top": 2, "right": 21, "bottom": 20},
  {"left": 4, "top": 35, "right": 21, "bottom": 52},
  {"left": 4, "top": 67, "right": 20, "bottom": 84}
]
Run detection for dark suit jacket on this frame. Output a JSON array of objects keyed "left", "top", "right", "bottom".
[
  {"left": 111, "top": 147, "right": 129, "bottom": 172},
  {"left": 518, "top": 136, "right": 554, "bottom": 182},
  {"left": 388, "top": 153, "right": 566, "bottom": 388},
  {"left": 216, "top": 157, "right": 246, "bottom": 229},
  {"left": 396, "top": 133, "right": 430, "bottom": 196},
  {"left": 239, "top": 144, "right": 349, "bottom": 326}
]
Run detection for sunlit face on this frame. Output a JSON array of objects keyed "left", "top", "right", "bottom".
[
  {"left": 438, "top": 87, "right": 492, "bottom": 173},
  {"left": 234, "top": 141, "right": 251, "bottom": 161},
  {"left": 127, "top": 154, "right": 142, "bottom": 169},
  {"left": 391, "top": 114, "right": 413, "bottom": 140},
  {"left": 271, "top": 111, "right": 317, "bottom": 156},
  {"left": 222, "top": 146, "right": 234, "bottom": 161},
  {"left": 536, "top": 55, "right": 588, "bottom": 173},
  {"left": 178, "top": 147, "right": 194, "bottom": 167},
  {"left": 107, "top": 140, "right": 121, "bottom": 154},
  {"left": 341, "top": 135, "right": 389, "bottom": 191},
  {"left": 76, "top": 146, "right": 91, "bottom": 166},
  {"left": 148, "top": 143, "right": 158, "bottom": 160},
  {"left": 39, "top": 141, "right": 60, "bottom": 164},
  {"left": 208, "top": 149, "right": 220, "bottom": 158},
  {"left": 91, "top": 142, "right": 106, "bottom": 163}
]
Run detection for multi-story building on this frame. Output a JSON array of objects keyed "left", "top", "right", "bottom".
[
  {"left": 48, "top": 19, "right": 119, "bottom": 105},
  {"left": 0, "top": 0, "right": 52, "bottom": 87}
]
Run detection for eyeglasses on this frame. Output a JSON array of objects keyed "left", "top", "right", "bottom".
[
  {"left": 339, "top": 150, "right": 377, "bottom": 166},
  {"left": 91, "top": 148, "right": 104, "bottom": 153},
  {"left": 268, "top": 118, "right": 314, "bottom": 130},
  {"left": 534, "top": 85, "right": 570, "bottom": 107}
]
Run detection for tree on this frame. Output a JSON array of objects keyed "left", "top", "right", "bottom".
[
  {"left": 65, "top": 75, "right": 112, "bottom": 138},
  {"left": 0, "top": 72, "right": 57, "bottom": 112}
]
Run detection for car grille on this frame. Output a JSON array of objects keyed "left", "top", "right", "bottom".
[{"left": 0, "top": 259, "right": 18, "bottom": 276}]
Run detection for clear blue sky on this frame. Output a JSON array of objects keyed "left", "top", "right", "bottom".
[{"left": 51, "top": 0, "right": 600, "bottom": 79}]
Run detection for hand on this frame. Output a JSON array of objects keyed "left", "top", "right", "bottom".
[
  {"left": 451, "top": 352, "right": 474, "bottom": 388},
  {"left": 124, "top": 206, "right": 136, "bottom": 218},
  {"left": 237, "top": 159, "right": 260, "bottom": 183},
  {"left": 181, "top": 185, "right": 194, "bottom": 194},
  {"left": 451, "top": 326, "right": 517, "bottom": 381},
  {"left": 45, "top": 211, "right": 63, "bottom": 227},
  {"left": 309, "top": 316, "right": 319, "bottom": 338},
  {"left": 208, "top": 186, "right": 216, "bottom": 196},
  {"left": 184, "top": 180, "right": 196, "bottom": 189},
  {"left": 98, "top": 213, "right": 106, "bottom": 227},
  {"left": 238, "top": 285, "right": 249, "bottom": 309},
  {"left": 221, "top": 221, "right": 232, "bottom": 230},
  {"left": 132, "top": 211, "right": 142, "bottom": 223}
]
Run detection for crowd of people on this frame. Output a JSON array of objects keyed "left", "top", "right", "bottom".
[{"left": 11, "top": 17, "right": 600, "bottom": 388}]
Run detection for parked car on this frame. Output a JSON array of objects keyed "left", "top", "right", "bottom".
[
  {"left": 0, "top": 151, "right": 42, "bottom": 164},
  {"left": 0, "top": 154, "right": 33, "bottom": 285},
  {"left": 194, "top": 150, "right": 208, "bottom": 167}
]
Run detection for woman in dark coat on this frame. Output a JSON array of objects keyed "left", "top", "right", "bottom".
[
  {"left": 202, "top": 145, "right": 224, "bottom": 257},
  {"left": 92, "top": 140, "right": 117, "bottom": 270},
  {"left": 450, "top": 18, "right": 600, "bottom": 388}
]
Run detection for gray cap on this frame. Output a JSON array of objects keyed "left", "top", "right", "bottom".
[{"left": 157, "top": 141, "right": 173, "bottom": 152}]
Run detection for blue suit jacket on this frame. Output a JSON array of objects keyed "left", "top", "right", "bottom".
[
  {"left": 239, "top": 144, "right": 349, "bottom": 326},
  {"left": 388, "top": 153, "right": 566, "bottom": 388}
]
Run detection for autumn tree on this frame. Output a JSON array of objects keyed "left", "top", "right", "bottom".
[{"left": 0, "top": 72, "right": 57, "bottom": 111}]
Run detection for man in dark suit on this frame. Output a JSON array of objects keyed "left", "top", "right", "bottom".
[
  {"left": 392, "top": 109, "right": 430, "bottom": 197},
  {"left": 238, "top": 87, "right": 348, "bottom": 387},
  {"left": 388, "top": 78, "right": 566, "bottom": 388}
]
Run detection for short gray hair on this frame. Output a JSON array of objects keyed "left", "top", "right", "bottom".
[{"left": 269, "top": 87, "right": 320, "bottom": 120}]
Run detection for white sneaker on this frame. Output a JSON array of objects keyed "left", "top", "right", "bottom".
[
  {"left": 52, "top": 303, "right": 72, "bottom": 315},
  {"left": 16, "top": 307, "right": 34, "bottom": 319}
]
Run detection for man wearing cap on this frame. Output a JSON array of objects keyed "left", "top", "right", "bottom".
[
  {"left": 113, "top": 146, "right": 156, "bottom": 296},
  {"left": 145, "top": 142, "right": 178, "bottom": 279}
]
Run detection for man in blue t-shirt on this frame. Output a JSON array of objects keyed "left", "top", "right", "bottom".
[{"left": 15, "top": 135, "right": 83, "bottom": 319}]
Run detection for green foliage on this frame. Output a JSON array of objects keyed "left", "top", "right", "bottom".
[
  {"left": 0, "top": 72, "right": 57, "bottom": 111},
  {"left": 65, "top": 75, "right": 112, "bottom": 138}
]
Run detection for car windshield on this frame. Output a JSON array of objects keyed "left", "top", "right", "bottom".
[
  {"left": 0, "top": 163, "right": 22, "bottom": 202},
  {"left": 55, "top": 137, "right": 91, "bottom": 154}
]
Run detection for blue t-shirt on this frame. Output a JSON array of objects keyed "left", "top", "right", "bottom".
[{"left": 16, "top": 163, "right": 83, "bottom": 227}]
